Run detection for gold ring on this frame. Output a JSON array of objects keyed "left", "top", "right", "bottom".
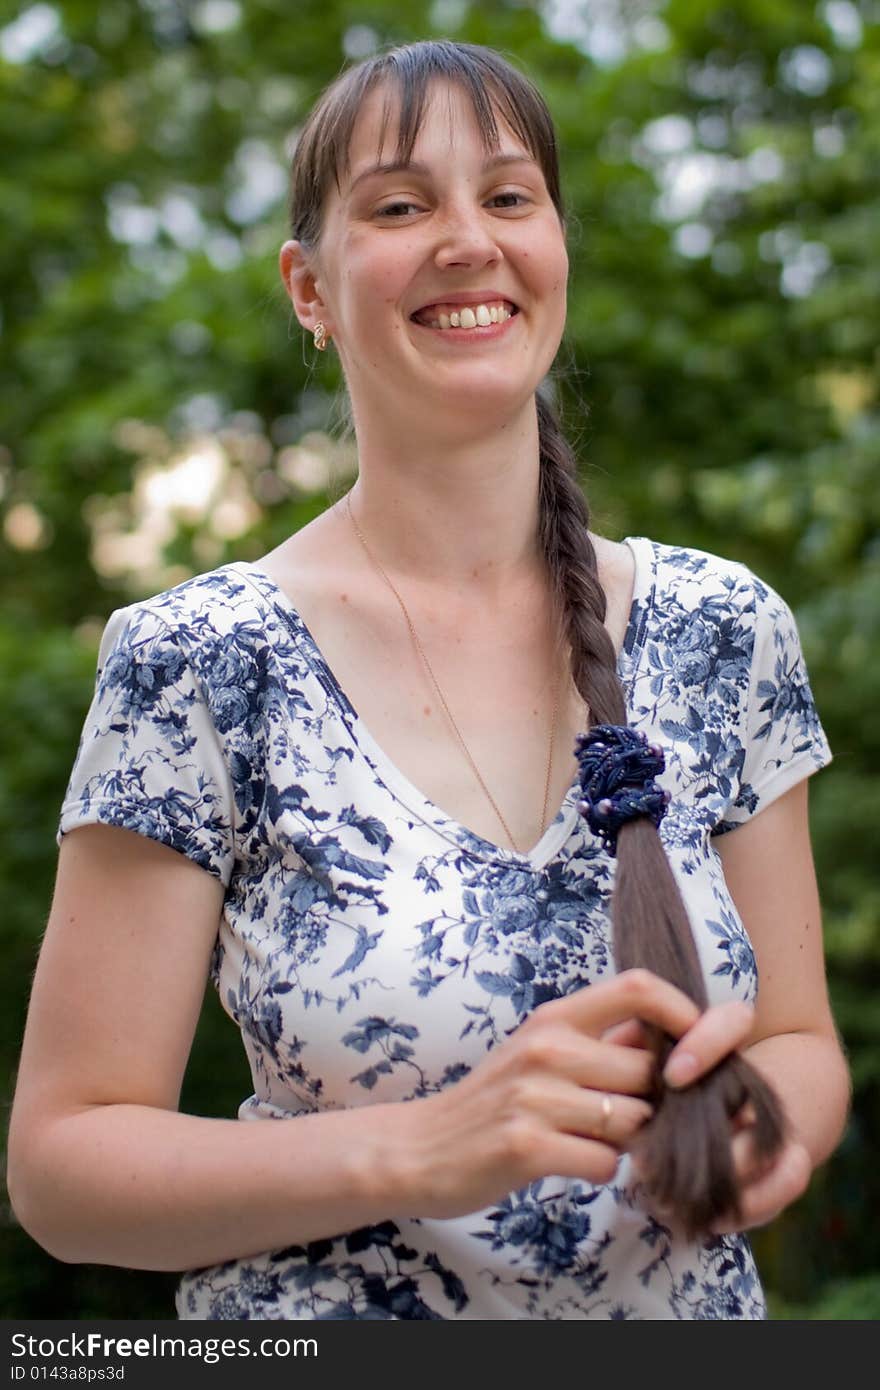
[{"left": 599, "top": 1093, "right": 614, "bottom": 1135}]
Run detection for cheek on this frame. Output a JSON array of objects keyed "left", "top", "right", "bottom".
[
  {"left": 515, "top": 226, "right": 568, "bottom": 306},
  {"left": 342, "top": 235, "right": 419, "bottom": 309},
  {"left": 538, "top": 238, "right": 569, "bottom": 297}
]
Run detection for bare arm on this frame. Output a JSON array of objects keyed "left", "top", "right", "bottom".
[
  {"left": 661, "top": 779, "right": 850, "bottom": 1230},
  {"left": 717, "top": 779, "right": 849, "bottom": 1160},
  {"left": 6, "top": 825, "right": 418, "bottom": 1271}
]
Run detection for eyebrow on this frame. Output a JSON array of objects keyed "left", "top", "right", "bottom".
[{"left": 347, "top": 152, "right": 538, "bottom": 195}]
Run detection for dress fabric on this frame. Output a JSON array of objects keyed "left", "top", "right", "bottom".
[{"left": 57, "top": 535, "right": 833, "bottom": 1320}]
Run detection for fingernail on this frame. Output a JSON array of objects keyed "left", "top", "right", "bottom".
[{"left": 664, "top": 1051, "right": 698, "bottom": 1087}]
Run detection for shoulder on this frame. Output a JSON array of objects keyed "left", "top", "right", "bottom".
[
  {"left": 90, "top": 566, "right": 289, "bottom": 723},
  {"left": 120, "top": 563, "right": 262, "bottom": 634},
  {"left": 641, "top": 536, "right": 755, "bottom": 588},
  {"left": 634, "top": 536, "right": 781, "bottom": 622},
  {"left": 92, "top": 565, "right": 305, "bottom": 745},
  {"left": 97, "top": 564, "right": 270, "bottom": 659}
]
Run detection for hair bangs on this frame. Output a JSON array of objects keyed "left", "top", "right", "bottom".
[{"left": 288, "top": 40, "right": 563, "bottom": 248}]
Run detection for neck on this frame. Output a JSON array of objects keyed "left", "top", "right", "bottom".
[{"left": 343, "top": 398, "right": 547, "bottom": 604}]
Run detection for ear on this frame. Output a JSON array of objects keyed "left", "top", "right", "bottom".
[{"left": 279, "top": 239, "right": 332, "bottom": 336}]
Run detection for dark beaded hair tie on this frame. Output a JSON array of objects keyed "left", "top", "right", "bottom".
[{"left": 574, "top": 724, "right": 671, "bottom": 855}]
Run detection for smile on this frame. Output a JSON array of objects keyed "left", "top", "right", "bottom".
[{"left": 410, "top": 300, "right": 519, "bottom": 330}]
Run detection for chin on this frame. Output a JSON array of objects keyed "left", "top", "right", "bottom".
[
  {"left": 425, "top": 360, "right": 545, "bottom": 404},
  {"left": 429, "top": 377, "right": 535, "bottom": 421}
]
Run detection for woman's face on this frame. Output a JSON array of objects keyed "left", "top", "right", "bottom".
[{"left": 283, "top": 80, "right": 569, "bottom": 436}]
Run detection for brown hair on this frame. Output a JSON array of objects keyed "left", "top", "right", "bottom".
[{"left": 286, "top": 39, "right": 787, "bottom": 1236}]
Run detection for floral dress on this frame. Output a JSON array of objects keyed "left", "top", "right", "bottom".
[{"left": 57, "top": 535, "right": 833, "bottom": 1320}]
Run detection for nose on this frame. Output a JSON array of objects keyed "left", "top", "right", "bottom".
[{"left": 433, "top": 199, "right": 503, "bottom": 270}]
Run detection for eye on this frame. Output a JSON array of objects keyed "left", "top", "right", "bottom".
[
  {"left": 487, "top": 191, "right": 529, "bottom": 209},
  {"left": 374, "top": 201, "right": 423, "bottom": 219}
]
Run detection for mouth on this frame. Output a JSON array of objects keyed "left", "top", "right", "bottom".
[{"left": 410, "top": 299, "right": 519, "bottom": 330}]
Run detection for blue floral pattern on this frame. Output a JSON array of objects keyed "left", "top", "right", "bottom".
[{"left": 57, "top": 536, "right": 832, "bottom": 1319}]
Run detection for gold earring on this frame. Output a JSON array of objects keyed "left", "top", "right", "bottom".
[{"left": 313, "top": 321, "right": 329, "bottom": 351}]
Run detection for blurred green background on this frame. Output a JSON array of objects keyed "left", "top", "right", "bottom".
[{"left": 1, "top": 0, "right": 878, "bottom": 1319}]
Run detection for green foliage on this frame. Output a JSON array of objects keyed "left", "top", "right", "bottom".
[
  {"left": 770, "top": 1273, "right": 880, "bottom": 1319},
  {"left": 2, "top": 0, "right": 877, "bottom": 1318}
]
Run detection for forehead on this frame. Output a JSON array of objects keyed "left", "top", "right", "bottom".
[{"left": 343, "top": 79, "right": 529, "bottom": 183}]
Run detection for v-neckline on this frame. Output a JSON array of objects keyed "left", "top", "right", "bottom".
[{"left": 228, "top": 537, "right": 654, "bottom": 870}]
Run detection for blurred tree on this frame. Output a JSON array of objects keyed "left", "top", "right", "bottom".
[{"left": 1, "top": 0, "right": 877, "bottom": 1317}]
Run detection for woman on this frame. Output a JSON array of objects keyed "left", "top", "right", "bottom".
[{"left": 8, "top": 41, "right": 849, "bottom": 1320}]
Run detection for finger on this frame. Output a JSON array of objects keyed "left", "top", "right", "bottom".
[
  {"left": 570, "top": 1039, "right": 656, "bottom": 1096},
  {"left": 523, "top": 1028, "right": 657, "bottom": 1096},
  {"left": 729, "top": 1127, "right": 777, "bottom": 1187},
  {"left": 563, "top": 1085, "right": 654, "bottom": 1148},
  {"left": 662, "top": 1000, "right": 755, "bottom": 1088},
  {"left": 601, "top": 1018, "right": 648, "bottom": 1049},
  {"left": 710, "top": 1141, "right": 812, "bottom": 1235},
  {"left": 554, "top": 969, "right": 701, "bottom": 1043},
  {"left": 732, "top": 1101, "right": 758, "bottom": 1132},
  {"left": 533, "top": 1131, "right": 622, "bottom": 1187}
]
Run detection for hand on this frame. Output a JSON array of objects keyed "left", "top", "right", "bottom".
[
  {"left": 399, "top": 969, "right": 702, "bottom": 1221},
  {"left": 661, "top": 997, "right": 757, "bottom": 1089},
  {"left": 640, "top": 1001, "right": 813, "bottom": 1234},
  {"left": 707, "top": 1106, "right": 812, "bottom": 1235}
]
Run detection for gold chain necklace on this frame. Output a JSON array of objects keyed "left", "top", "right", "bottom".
[{"left": 343, "top": 490, "right": 561, "bottom": 855}]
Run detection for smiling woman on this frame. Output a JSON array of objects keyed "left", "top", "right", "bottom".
[{"left": 7, "top": 40, "right": 849, "bottom": 1322}]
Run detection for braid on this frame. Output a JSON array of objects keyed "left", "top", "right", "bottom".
[{"left": 536, "top": 392, "right": 788, "bottom": 1238}]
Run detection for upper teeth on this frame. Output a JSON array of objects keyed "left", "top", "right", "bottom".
[{"left": 421, "top": 302, "right": 513, "bottom": 329}]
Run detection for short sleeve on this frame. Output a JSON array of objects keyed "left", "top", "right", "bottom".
[
  {"left": 57, "top": 603, "right": 236, "bottom": 884},
  {"left": 713, "top": 578, "right": 833, "bottom": 835}
]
